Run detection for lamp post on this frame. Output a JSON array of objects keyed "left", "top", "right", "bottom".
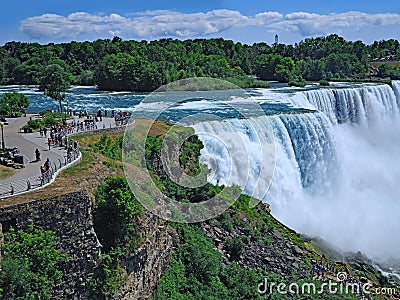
[
  {"left": 64, "top": 99, "right": 69, "bottom": 121},
  {"left": 0, "top": 122, "right": 5, "bottom": 150}
]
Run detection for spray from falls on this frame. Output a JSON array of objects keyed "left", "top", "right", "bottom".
[{"left": 193, "top": 82, "right": 400, "bottom": 263}]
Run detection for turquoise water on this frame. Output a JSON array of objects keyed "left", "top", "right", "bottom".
[
  {"left": 0, "top": 85, "right": 144, "bottom": 114},
  {"left": 0, "top": 85, "right": 312, "bottom": 122}
]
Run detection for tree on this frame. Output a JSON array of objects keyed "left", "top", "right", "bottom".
[
  {"left": 255, "top": 54, "right": 295, "bottom": 82},
  {"left": 94, "top": 53, "right": 144, "bottom": 91},
  {"left": 0, "top": 92, "right": 29, "bottom": 116},
  {"left": 39, "top": 64, "right": 71, "bottom": 112},
  {"left": 0, "top": 226, "right": 65, "bottom": 300},
  {"left": 93, "top": 175, "right": 142, "bottom": 251},
  {"left": 274, "top": 57, "right": 295, "bottom": 82}
]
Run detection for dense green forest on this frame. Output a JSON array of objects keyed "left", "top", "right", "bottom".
[{"left": 0, "top": 35, "right": 400, "bottom": 91}]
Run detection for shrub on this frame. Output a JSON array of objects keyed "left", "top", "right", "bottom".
[
  {"left": 25, "top": 118, "right": 42, "bottom": 130},
  {"left": 319, "top": 79, "right": 330, "bottom": 86},
  {"left": 42, "top": 115, "right": 58, "bottom": 127},
  {"left": 0, "top": 226, "right": 65, "bottom": 300},
  {"left": 225, "top": 236, "right": 245, "bottom": 260},
  {"left": 288, "top": 75, "right": 307, "bottom": 87},
  {"left": 93, "top": 175, "right": 142, "bottom": 251}
]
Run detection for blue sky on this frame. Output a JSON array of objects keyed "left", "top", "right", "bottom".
[{"left": 1, "top": 0, "right": 400, "bottom": 45}]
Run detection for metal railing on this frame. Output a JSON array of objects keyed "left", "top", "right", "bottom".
[
  {"left": 0, "top": 150, "right": 81, "bottom": 199},
  {"left": 0, "top": 118, "right": 130, "bottom": 199}
]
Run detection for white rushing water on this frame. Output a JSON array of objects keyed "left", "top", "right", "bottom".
[{"left": 193, "top": 81, "right": 400, "bottom": 265}]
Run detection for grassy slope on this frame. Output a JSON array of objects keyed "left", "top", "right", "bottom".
[{"left": 0, "top": 165, "right": 18, "bottom": 179}]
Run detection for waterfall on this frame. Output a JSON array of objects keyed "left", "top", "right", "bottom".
[
  {"left": 193, "top": 111, "right": 340, "bottom": 207},
  {"left": 192, "top": 116, "right": 276, "bottom": 202},
  {"left": 193, "top": 82, "right": 400, "bottom": 262},
  {"left": 300, "top": 84, "right": 398, "bottom": 126},
  {"left": 390, "top": 80, "right": 400, "bottom": 110}
]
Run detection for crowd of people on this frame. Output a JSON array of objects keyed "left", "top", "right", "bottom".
[
  {"left": 36, "top": 123, "right": 80, "bottom": 177},
  {"left": 33, "top": 109, "right": 132, "bottom": 179}
]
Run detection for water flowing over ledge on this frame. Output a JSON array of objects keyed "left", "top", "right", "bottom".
[{"left": 193, "top": 81, "right": 400, "bottom": 268}]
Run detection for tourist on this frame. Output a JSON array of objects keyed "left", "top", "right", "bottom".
[
  {"left": 39, "top": 128, "right": 43, "bottom": 137},
  {"left": 67, "top": 146, "right": 73, "bottom": 162},
  {"left": 43, "top": 127, "right": 47, "bottom": 137},
  {"left": 35, "top": 149, "right": 41, "bottom": 161},
  {"left": 97, "top": 109, "right": 103, "bottom": 121},
  {"left": 45, "top": 158, "right": 51, "bottom": 168}
]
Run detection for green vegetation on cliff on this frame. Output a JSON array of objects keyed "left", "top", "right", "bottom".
[
  {"left": 91, "top": 176, "right": 143, "bottom": 297},
  {"left": 77, "top": 123, "right": 393, "bottom": 299},
  {"left": 0, "top": 226, "right": 65, "bottom": 300}
]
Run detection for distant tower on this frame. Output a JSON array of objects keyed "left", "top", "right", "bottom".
[{"left": 274, "top": 34, "right": 279, "bottom": 45}]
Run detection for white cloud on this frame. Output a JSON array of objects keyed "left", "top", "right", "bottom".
[
  {"left": 20, "top": 9, "right": 283, "bottom": 41},
  {"left": 19, "top": 10, "right": 400, "bottom": 42},
  {"left": 274, "top": 11, "right": 400, "bottom": 36}
]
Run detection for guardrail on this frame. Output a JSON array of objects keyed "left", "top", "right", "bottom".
[
  {"left": 0, "top": 150, "right": 81, "bottom": 199},
  {"left": 0, "top": 118, "right": 130, "bottom": 200}
]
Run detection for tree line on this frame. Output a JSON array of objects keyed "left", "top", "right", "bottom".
[{"left": 0, "top": 34, "right": 399, "bottom": 91}]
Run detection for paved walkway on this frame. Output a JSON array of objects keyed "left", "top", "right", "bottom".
[
  {"left": 0, "top": 115, "right": 64, "bottom": 183},
  {"left": 0, "top": 115, "right": 121, "bottom": 184}
]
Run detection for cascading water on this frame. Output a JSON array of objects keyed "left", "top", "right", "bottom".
[
  {"left": 301, "top": 83, "right": 398, "bottom": 126},
  {"left": 193, "top": 82, "right": 400, "bottom": 266},
  {"left": 192, "top": 116, "right": 276, "bottom": 202},
  {"left": 392, "top": 81, "right": 400, "bottom": 109}
]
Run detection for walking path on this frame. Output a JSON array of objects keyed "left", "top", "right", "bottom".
[
  {"left": 1, "top": 115, "right": 64, "bottom": 183},
  {"left": 0, "top": 114, "right": 123, "bottom": 185}
]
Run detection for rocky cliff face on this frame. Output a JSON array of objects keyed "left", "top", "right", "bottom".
[
  {"left": 199, "top": 204, "right": 310, "bottom": 280},
  {"left": 115, "top": 213, "right": 175, "bottom": 300},
  {"left": 1, "top": 189, "right": 392, "bottom": 299},
  {"left": 0, "top": 191, "right": 101, "bottom": 299},
  {"left": 0, "top": 191, "right": 175, "bottom": 300},
  {"left": 201, "top": 221, "right": 309, "bottom": 278}
]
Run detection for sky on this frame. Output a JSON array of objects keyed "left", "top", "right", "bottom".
[{"left": 1, "top": 0, "right": 400, "bottom": 45}]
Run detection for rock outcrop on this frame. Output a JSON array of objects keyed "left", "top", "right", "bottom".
[
  {"left": 0, "top": 191, "right": 101, "bottom": 299},
  {"left": 0, "top": 190, "right": 174, "bottom": 299}
]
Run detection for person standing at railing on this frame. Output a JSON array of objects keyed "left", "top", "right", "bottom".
[
  {"left": 45, "top": 158, "right": 50, "bottom": 169},
  {"left": 67, "top": 146, "right": 73, "bottom": 162}
]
